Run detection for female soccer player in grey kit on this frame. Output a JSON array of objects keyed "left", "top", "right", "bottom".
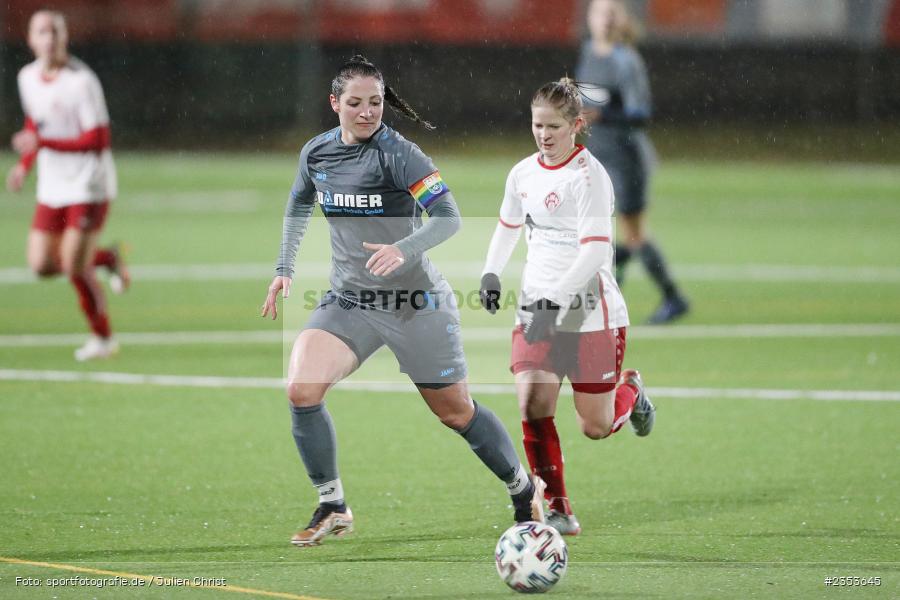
[
  {"left": 577, "top": 0, "right": 689, "bottom": 324},
  {"left": 261, "top": 56, "right": 542, "bottom": 546}
]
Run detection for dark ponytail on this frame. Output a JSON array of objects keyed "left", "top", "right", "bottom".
[
  {"left": 384, "top": 85, "right": 435, "bottom": 131},
  {"left": 331, "top": 55, "right": 435, "bottom": 130}
]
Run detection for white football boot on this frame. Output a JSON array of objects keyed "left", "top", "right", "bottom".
[{"left": 74, "top": 336, "right": 119, "bottom": 361}]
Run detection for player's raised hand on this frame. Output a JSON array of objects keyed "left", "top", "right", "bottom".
[
  {"left": 6, "top": 164, "right": 26, "bottom": 193},
  {"left": 363, "top": 242, "right": 405, "bottom": 277},
  {"left": 12, "top": 129, "right": 38, "bottom": 155},
  {"left": 261, "top": 276, "right": 292, "bottom": 320},
  {"left": 480, "top": 273, "right": 502, "bottom": 314}
]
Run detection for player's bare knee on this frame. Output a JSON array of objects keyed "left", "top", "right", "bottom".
[
  {"left": 580, "top": 421, "right": 612, "bottom": 440},
  {"left": 440, "top": 410, "right": 471, "bottom": 431},
  {"left": 27, "top": 249, "right": 56, "bottom": 277},
  {"left": 517, "top": 396, "right": 530, "bottom": 418},
  {"left": 30, "top": 260, "right": 57, "bottom": 278},
  {"left": 435, "top": 399, "right": 474, "bottom": 430},
  {"left": 67, "top": 263, "right": 87, "bottom": 277},
  {"left": 59, "top": 256, "right": 79, "bottom": 277},
  {"left": 286, "top": 382, "right": 324, "bottom": 408},
  {"left": 519, "top": 394, "right": 551, "bottom": 420},
  {"left": 521, "top": 404, "right": 546, "bottom": 421}
]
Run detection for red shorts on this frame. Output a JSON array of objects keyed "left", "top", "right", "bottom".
[
  {"left": 511, "top": 326, "right": 627, "bottom": 394},
  {"left": 31, "top": 201, "right": 109, "bottom": 234}
]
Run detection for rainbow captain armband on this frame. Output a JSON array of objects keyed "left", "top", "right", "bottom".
[{"left": 410, "top": 171, "right": 449, "bottom": 208}]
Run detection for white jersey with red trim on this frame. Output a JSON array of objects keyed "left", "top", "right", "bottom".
[
  {"left": 18, "top": 57, "right": 117, "bottom": 206},
  {"left": 498, "top": 145, "right": 628, "bottom": 332}
]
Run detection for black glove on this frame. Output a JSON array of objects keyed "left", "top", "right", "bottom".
[
  {"left": 522, "top": 298, "right": 560, "bottom": 343},
  {"left": 479, "top": 273, "right": 502, "bottom": 314}
]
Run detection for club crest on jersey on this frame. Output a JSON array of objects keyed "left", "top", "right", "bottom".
[
  {"left": 410, "top": 171, "right": 448, "bottom": 208},
  {"left": 423, "top": 173, "right": 443, "bottom": 194},
  {"left": 544, "top": 191, "right": 562, "bottom": 212}
]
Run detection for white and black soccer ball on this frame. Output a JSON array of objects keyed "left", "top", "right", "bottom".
[{"left": 495, "top": 521, "right": 568, "bottom": 593}]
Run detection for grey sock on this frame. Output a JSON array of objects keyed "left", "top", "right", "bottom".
[
  {"left": 639, "top": 240, "right": 679, "bottom": 299},
  {"left": 457, "top": 401, "right": 522, "bottom": 485},
  {"left": 290, "top": 403, "right": 339, "bottom": 486}
]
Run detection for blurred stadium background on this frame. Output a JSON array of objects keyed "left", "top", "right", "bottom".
[
  {"left": 1, "top": 1, "right": 898, "bottom": 599},
  {"left": 2, "top": 0, "right": 900, "bottom": 158}
]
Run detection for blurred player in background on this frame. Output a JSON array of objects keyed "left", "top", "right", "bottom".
[
  {"left": 7, "top": 10, "right": 129, "bottom": 361},
  {"left": 480, "top": 78, "right": 656, "bottom": 536},
  {"left": 577, "top": 0, "right": 688, "bottom": 324},
  {"left": 261, "top": 56, "right": 542, "bottom": 547}
]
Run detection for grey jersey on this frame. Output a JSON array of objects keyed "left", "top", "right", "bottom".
[
  {"left": 576, "top": 42, "right": 656, "bottom": 177},
  {"left": 282, "top": 124, "right": 449, "bottom": 294},
  {"left": 576, "top": 42, "right": 651, "bottom": 126}
]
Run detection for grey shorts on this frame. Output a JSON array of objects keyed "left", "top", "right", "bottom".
[
  {"left": 605, "top": 159, "right": 647, "bottom": 216},
  {"left": 304, "top": 279, "right": 468, "bottom": 388}
]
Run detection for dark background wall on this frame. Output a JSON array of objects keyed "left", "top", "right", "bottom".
[
  {"left": 2, "top": 0, "right": 899, "bottom": 155},
  {"left": 3, "top": 41, "right": 898, "bottom": 147}
]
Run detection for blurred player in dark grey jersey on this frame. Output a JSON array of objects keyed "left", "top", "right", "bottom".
[
  {"left": 576, "top": 0, "right": 689, "bottom": 324},
  {"left": 261, "top": 56, "right": 543, "bottom": 546}
]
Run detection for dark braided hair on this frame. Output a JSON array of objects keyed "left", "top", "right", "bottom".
[{"left": 331, "top": 55, "right": 435, "bottom": 131}]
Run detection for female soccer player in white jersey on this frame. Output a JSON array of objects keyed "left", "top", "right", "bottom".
[
  {"left": 261, "top": 56, "right": 542, "bottom": 547},
  {"left": 7, "top": 10, "right": 128, "bottom": 361},
  {"left": 577, "top": 0, "right": 688, "bottom": 324},
  {"left": 480, "top": 78, "right": 656, "bottom": 536}
]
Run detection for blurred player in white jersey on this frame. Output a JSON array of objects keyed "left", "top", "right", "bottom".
[
  {"left": 7, "top": 11, "right": 129, "bottom": 361},
  {"left": 480, "top": 78, "right": 656, "bottom": 536}
]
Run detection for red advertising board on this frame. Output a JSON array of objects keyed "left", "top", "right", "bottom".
[
  {"left": 316, "top": 0, "right": 579, "bottom": 45},
  {"left": 886, "top": 0, "right": 900, "bottom": 47},
  {"left": 3, "top": 0, "right": 179, "bottom": 42},
  {"left": 3, "top": 0, "right": 579, "bottom": 45}
]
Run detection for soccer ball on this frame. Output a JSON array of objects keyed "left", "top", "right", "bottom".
[{"left": 495, "top": 521, "right": 568, "bottom": 593}]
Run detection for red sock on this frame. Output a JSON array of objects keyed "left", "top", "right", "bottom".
[
  {"left": 70, "top": 273, "right": 111, "bottom": 338},
  {"left": 609, "top": 383, "right": 638, "bottom": 434},
  {"left": 522, "top": 417, "right": 571, "bottom": 514},
  {"left": 93, "top": 247, "right": 116, "bottom": 269}
]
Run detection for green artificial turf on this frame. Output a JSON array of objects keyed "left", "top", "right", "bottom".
[{"left": 0, "top": 152, "right": 897, "bottom": 599}]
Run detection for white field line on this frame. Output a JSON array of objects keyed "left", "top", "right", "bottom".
[
  {"left": 0, "top": 330, "right": 284, "bottom": 347},
  {"left": 1, "top": 323, "right": 899, "bottom": 348},
  {"left": 2, "top": 261, "right": 900, "bottom": 284},
  {"left": 1, "top": 369, "right": 898, "bottom": 402}
]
